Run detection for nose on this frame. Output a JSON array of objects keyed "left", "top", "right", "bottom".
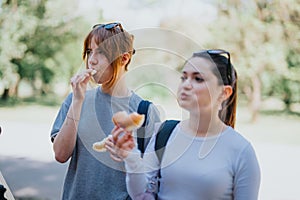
[
  {"left": 182, "top": 78, "right": 193, "bottom": 89},
  {"left": 88, "top": 53, "right": 98, "bottom": 66}
]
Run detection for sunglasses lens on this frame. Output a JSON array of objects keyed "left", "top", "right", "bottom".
[
  {"left": 92, "top": 23, "right": 122, "bottom": 31},
  {"left": 207, "top": 50, "right": 223, "bottom": 54},
  {"left": 104, "top": 23, "right": 118, "bottom": 29}
]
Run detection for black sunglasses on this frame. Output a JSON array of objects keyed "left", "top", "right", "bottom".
[
  {"left": 92, "top": 22, "right": 135, "bottom": 55},
  {"left": 194, "top": 49, "right": 232, "bottom": 84},
  {"left": 92, "top": 22, "right": 124, "bottom": 32}
]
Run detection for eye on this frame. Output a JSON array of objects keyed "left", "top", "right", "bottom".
[
  {"left": 180, "top": 76, "right": 187, "bottom": 82},
  {"left": 86, "top": 49, "right": 92, "bottom": 56},
  {"left": 96, "top": 49, "right": 103, "bottom": 54},
  {"left": 195, "top": 77, "right": 204, "bottom": 82}
]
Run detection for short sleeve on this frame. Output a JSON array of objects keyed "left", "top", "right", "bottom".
[
  {"left": 233, "top": 143, "right": 261, "bottom": 200},
  {"left": 50, "top": 93, "right": 73, "bottom": 142}
]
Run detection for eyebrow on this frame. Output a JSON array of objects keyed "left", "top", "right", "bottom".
[{"left": 182, "top": 71, "right": 204, "bottom": 75}]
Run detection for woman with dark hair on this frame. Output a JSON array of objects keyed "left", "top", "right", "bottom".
[
  {"left": 50, "top": 22, "right": 160, "bottom": 200},
  {"left": 109, "top": 50, "right": 261, "bottom": 200}
]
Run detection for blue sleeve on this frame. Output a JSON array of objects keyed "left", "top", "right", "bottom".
[
  {"left": 233, "top": 143, "right": 261, "bottom": 200},
  {"left": 50, "top": 93, "right": 73, "bottom": 142}
]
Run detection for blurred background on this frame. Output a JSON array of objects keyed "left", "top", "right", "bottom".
[{"left": 0, "top": 0, "right": 299, "bottom": 199}]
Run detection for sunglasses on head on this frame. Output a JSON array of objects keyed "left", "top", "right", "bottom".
[
  {"left": 92, "top": 22, "right": 124, "bottom": 32},
  {"left": 194, "top": 49, "right": 232, "bottom": 84},
  {"left": 92, "top": 22, "right": 136, "bottom": 55}
]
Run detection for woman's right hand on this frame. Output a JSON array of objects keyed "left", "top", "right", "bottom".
[
  {"left": 106, "top": 126, "right": 135, "bottom": 161},
  {"left": 70, "top": 69, "right": 94, "bottom": 101}
]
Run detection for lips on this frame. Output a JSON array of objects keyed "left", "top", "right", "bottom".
[{"left": 180, "top": 92, "right": 190, "bottom": 100}]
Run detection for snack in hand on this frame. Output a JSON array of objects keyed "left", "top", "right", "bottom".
[
  {"left": 93, "top": 137, "right": 109, "bottom": 152},
  {"left": 112, "top": 111, "right": 145, "bottom": 131},
  {"left": 91, "top": 69, "right": 97, "bottom": 75},
  {"left": 92, "top": 111, "right": 145, "bottom": 152}
]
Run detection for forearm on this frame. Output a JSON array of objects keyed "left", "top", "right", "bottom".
[
  {"left": 53, "top": 99, "right": 83, "bottom": 163},
  {"left": 124, "top": 152, "right": 149, "bottom": 199}
]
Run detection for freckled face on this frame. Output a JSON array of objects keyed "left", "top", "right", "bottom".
[
  {"left": 177, "top": 57, "right": 223, "bottom": 113},
  {"left": 87, "top": 37, "right": 113, "bottom": 84}
]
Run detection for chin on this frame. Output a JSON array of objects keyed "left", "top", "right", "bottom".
[{"left": 178, "top": 101, "right": 191, "bottom": 110}]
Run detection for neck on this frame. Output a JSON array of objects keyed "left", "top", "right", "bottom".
[
  {"left": 184, "top": 111, "right": 226, "bottom": 137},
  {"left": 102, "top": 80, "right": 130, "bottom": 97}
]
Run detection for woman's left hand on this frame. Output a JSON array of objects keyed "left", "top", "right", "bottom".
[
  {"left": 106, "top": 126, "right": 135, "bottom": 161},
  {"left": 105, "top": 133, "right": 122, "bottom": 162}
]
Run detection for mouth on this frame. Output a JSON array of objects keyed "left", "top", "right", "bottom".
[{"left": 180, "top": 92, "right": 190, "bottom": 100}]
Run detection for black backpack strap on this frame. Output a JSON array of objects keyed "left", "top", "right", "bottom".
[
  {"left": 155, "top": 120, "right": 180, "bottom": 164},
  {"left": 0, "top": 184, "right": 7, "bottom": 200},
  {"left": 137, "top": 100, "right": 151, "bottom": 155},
  {"left": 154, "top": 120, "right": 179, "bottom": 199}
]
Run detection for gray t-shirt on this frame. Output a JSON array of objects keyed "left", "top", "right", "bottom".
[
  {"left": 50, "top": 87, "right": 160, "bottom": 200},
  {"left": 124, "top": 124, "right": 261, "bottom": 200}
]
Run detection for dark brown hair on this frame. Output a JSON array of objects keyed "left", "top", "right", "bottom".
[{"left": 192, "top": 52, "right": 238, "bottom": 128}]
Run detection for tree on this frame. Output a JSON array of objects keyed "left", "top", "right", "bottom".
[
  {"left": 205, "top": 0, "right": 300, "bottom": 121},
  {"left": 0, "top": 0, "right": 91, "bottom": 101}
]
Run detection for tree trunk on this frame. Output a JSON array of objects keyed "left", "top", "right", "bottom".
[
  {"left": 283, "top": 79, "right": 292, "bottom": 113},
  {"left": 1, "top": 89, "right": 9, "bottom": 100},
  {"left": 250, "top": 74, "right": 261, "bottom": 122}
]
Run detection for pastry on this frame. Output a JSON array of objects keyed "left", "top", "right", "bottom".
[
  {"left": 112, "top": 111, "right": 145, "bottom": 131},
  {"left": 91, "top": 69, "right": 97, "bottom": 75},
  {"left": 92, "top": 111, "right": 145, "bottom": 152}
]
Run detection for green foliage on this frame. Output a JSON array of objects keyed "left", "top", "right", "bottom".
[
  {"left": 0, "top": 0, "right": 94, "bottom": 100},
  {"left": 0, "top": 0, "right": 299, "bottom": 116},
  {"left": 205, "top": 0, "right": 300, "bottom": 116},
  {"left": 287, "top": 49, "right": 300, "bottom": 69}
]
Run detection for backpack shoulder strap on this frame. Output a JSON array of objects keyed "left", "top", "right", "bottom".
[
  {"left": 153, "top": 120, "right": 179, "bottom": 197},
  {"left": 155, "top": 120, "right": 180, "bottom": 164},
  {"left": 137, "top": 100, "right": 152, "bottom": 154}
]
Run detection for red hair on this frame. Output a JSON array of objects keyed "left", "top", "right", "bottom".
[{"left": 82, "top": 25, "right": 135, "bottom": 89}]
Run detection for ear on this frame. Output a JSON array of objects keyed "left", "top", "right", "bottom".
[
  {"left": 121, "top": 52, "right": 131, "bottom": 66},
  {"left": 220, "top": 85, "right": 233, "bottom": 102},
  {"left": 221, "top": 85, "right": 233, "bottom": 101}
]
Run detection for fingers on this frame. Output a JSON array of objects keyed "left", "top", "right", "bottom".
[
  {"left": 106, "top": 126, "right": 135, "bottom": 161},
  {"left": 110, "top": 154, "right": 123, "bottom": 162},
  {"left": 70, "top": 69, "right": 94, "bottom": 87},
  {"left": 115, "top": 132, "right": 134, "bottom": 149},
  {"left": 81, "top": 69, "right": 95, "bottom": 83},
  {"left": 108, "top": 128, "right": 135, "bottom": 160},
  {"left": 112, "top": 128, "right": 134, "bottom": 150},
  {"left": 70, "top": 74, "right": 80, "bottom": 87},
  {"left": 105, "top": 135, "right": 123, "bottom": 162},
  {"left": 105, "top": 144, "right": 123, "bottom": 162},
  {"left": 111, "top": 126, "right": 124, "bottom": 142},
  {"left": 118, "top": 138, "right": 135, "bottom": 151},
  {"left": 105, "top": 135, "right": 114, "bottom": 147}
]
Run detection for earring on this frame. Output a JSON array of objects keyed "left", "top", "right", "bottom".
[{"left": 218, "top": 103, "right": 222, "bottom": 111}]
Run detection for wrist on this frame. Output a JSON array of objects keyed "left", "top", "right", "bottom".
[
  {"left": 66, "top": 115, "right": 80, "bottom": 121},
  {"left": 124, "top": 151, "right": 144, "bottom": 173},
  {"left": 68, "top": 99, "right": 83, "bottom": 120},
  {"left": 72, "top": 96, "right": 84, "bottom": 106}
]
